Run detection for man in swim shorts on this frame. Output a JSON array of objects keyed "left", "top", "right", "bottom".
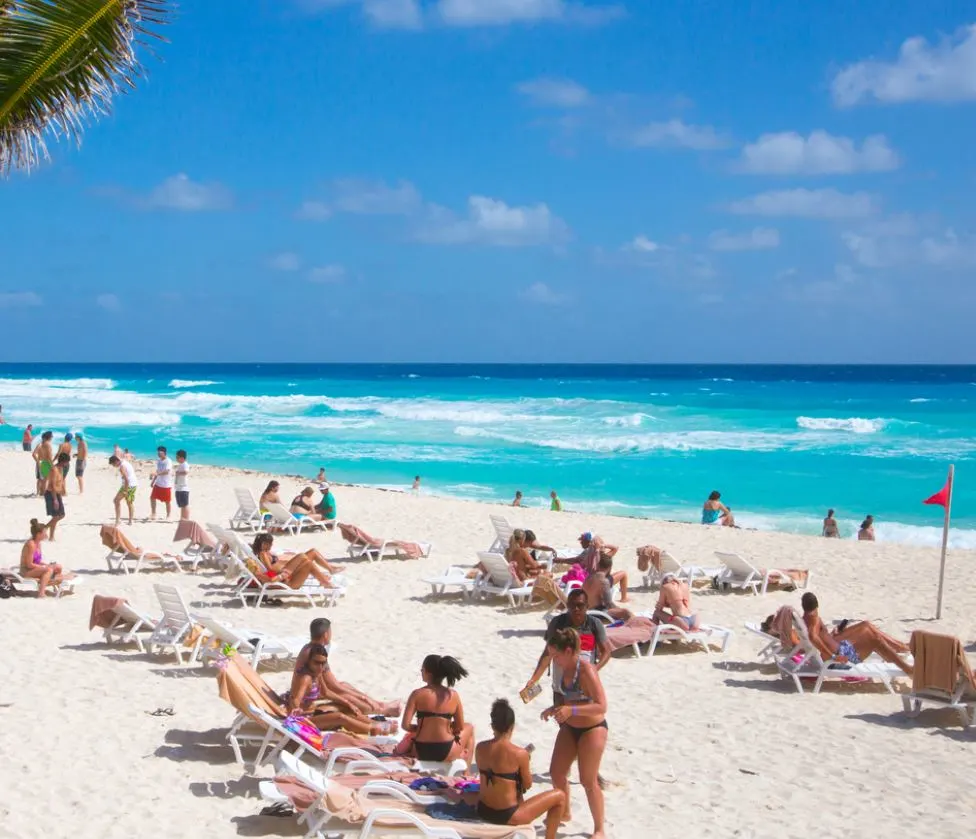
[
  {"left": 75, "top": 433, "right": 88, "bottom": 494},
  {"left": 110, "top": 454, "right": 138, "bottom": 526},
  {"left": 150, "top": 446, "right": 174, "bottom": 520},
  {"left": 44, "top": 453, "right": 69, "bottom": 540},
  {"left": 32, "top": 430, "right": 54, "bottom": 496}
]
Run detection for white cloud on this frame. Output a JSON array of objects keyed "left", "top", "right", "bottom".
[
  {"left": 784, "top": 264, "right": 860, "bottom": 304},
  {"left": 627, "top": 235, "right": 659, "bottom": 252},
  {"left": 842, "top": 217, "right": 976, "bottom": 270},
  {"left": 516, "top": 77, "right": 591, "bottom": 108},
  {"left": 623, "top": 118, "right": 730, "bottom": 150},
  {"left": 436, "top": 0, "right": 623, "bottom": 27},
  {"left": 728, "top": 188, "right": 877, "bottom": 219},
  {"left": 96, "top": 293, "right": 121, "bottom": 311},
  {"left": 269, "top": 252, "right": 302, "bottom": 271},
  {"left": 333, "top": 178, "right": 421, "bottom": 215},
  {"left": 416, "top": 195, "right": 569, "bottom": 246},
  {"left": 832, "top": 24, "right": 976, "bottom": 106},
  {"left": 364, "top": 0, "right": 423, "bottom": 28},
  {"left": 308, "top": 264, "right": 347, "bottom": 282},
  {"left": 147, "top": 173, "right": 232, "bottom": 211},
  {"left": 737, "top": 131, "right": 900, "bottom": 174},
  {"left": 0, "top": 291, "right": 42, "bottom": 308},
  {"left": 296, "top": 200, "right": 333, "bottom": 221},
  {"left": 708, "top": 227, "right": 780, "bottom": 251},
  {"left": 519, "top": 281, "right": 570, "bottom": 305},
  {"left": 920, "top": 230, "right": 976, "bottom": 268}
]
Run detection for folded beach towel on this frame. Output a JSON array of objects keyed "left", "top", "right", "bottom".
[
  {"left": 910, "top": 630, "right": 976, "bottom": 696},
  {"left": 88, "top": 594, "right": 127, "bottom": 630},
  {"left": 606, "top": 616, "right": 657, "bottom": 652},
  {"left": 173, "top": 519, "right": 216, "bottom": 549},
  {"left": 770, "top": 605, "right": 799, "bottom": 646},
  {"left": 635, "top": 545, "right": 663, "bottom": 573}
]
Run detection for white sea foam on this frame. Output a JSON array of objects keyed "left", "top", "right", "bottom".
[
  {"left": 602, "top": 413, "right": 655, "bottom": 427},
  {"left": 796, "top": 416, "right": 888, "bottom": 433},
  {"left": 0, "top": 377, "right": 116, "bottom": 389},
  {"left": 909, "top": 398, "right": 932, "bottom": 403},
  {"left": 168, "top": 379, "right": 221, "bottom": 388}
]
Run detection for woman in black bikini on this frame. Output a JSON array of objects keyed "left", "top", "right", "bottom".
[
  {"left": 542, "top": 627, "right": 608, "bottom": 839},
  {"left": 401, "top": 654, "right": 475, "bottom": 766},
  {"left": 290, "top": 486, "right": 325, "bottom": 521},
  {"left": 475, "top": 699, "right": 565, "bottom": 839}
]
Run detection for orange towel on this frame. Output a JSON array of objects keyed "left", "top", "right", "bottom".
[
  {"left": 771, "top": 605, "right": 799, "bottom": 646},
  {"left": 99, "top": 524, "right": 142, "bottom": 555},
  {"left": 89, "top": 594, "right": 127, "bottom": 630},
  {"left": 215, "top": 655, "right": 289, "bottom": 720},
  {"left": 173, "top": 519, "right": 216, "bottom": 549},
  {"left": 910, "top": 631, "right": 976, "bottom": 696},
  {"left": 635, "top": 545, "right": 662, "bottom": 573},
  {"left": 339, "top": 522, "right": 379, "bottom": 547}
]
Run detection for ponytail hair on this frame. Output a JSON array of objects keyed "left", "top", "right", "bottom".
[
  {"left": 490, "top": 698, "right": 515, "bottom": 734},
  {"left": 547, "top": 627, "right": 580, "bottom": 655},
  {"left": 29, "top": 518, "right": 44, "bottom": 538},
  {"left": 422, "top": 654, "right": 468, "bottom": 687}
]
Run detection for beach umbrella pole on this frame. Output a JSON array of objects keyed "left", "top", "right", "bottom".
[{"left": 935, "top": 464, "right": 954, "bottom": 620}]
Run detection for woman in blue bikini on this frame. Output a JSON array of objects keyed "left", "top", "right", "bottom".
[
  {"left": 542, "top": 627, "right": 608, "bottom": 839},
  {"left": 475, "top": 699, "right": 565, "bottom": 839}
]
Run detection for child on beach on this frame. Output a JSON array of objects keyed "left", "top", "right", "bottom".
[
  {"left": 109, "top": 454, "right": 138, "bottom": 526},
  {"left": 174, "top": 449, "right": 190, "bottom": 520}
]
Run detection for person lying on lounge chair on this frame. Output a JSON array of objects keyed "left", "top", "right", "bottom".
[
  {"left": 475, "top": 699, "right": 565, "bottom": 839},
  {"left": 290, "top": 486, "right": 325, "bottom": 521},
  {"left": 248, "top": 534, "right": 335, "bottom": 589},
  {"left": 400, "top": 654, "right": 475, "bottom": 765},
  {"left": 801, "top": 592, "right": 912, "bottom": 675},
  {"left": 253, "top": 532, "right": 342, "bottom": 574},
  {"left": 582, "top": 555, "right": 633, "bottom": 621},
  {"left": 652, "top": 573, "right": 700, "bottom": 631},
  {"left": 286, "top": 643, "right": 397, "bottom": 736},
  {"left": 505, "top": 530, "right": 547, "bottom": 580},
  {"left": 295, "top": 618, "right": 401, "bottom": 716}
]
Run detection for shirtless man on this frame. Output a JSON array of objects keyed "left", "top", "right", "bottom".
[
  {"left": 801, "top": 592, "right": 912, "bottom": 675},
  {"left": 75, "top": 434, "right": 88, "bottom": 494},
  {"left": 54, "top": 434, "right": 73, "bottom": 492},
  {"left": 568, "top": 533, "right": 628, "bottom": 601},
  {"left": 582, "top": 555, "right": 633, "bottom": 621},
  {"left": 32, "top": 431, "right": 54, "bottom": 496},
  {"left": 295, "top": 618, "right": 400, "bottom": 716},
  {"left": 653, "top": 573, "right": 700, "bottom": 630},
  {"left": 44, "top": 453, "right": 69, "bottom": 540}
]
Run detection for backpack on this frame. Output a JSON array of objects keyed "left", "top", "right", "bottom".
[{"left": 0, "top": 575, "right": 14, "bottom": 599}]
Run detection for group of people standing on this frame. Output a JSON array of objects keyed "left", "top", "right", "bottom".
[
  {"left": 109, "top": 445, "right": 191, "bottom": 526},
  {"left": 26, "top": 428, "right": 88, "bottom": 541}
]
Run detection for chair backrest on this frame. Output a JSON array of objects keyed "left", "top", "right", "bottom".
[
  {"left": 659, "top": 551, "right": 682, "bottom": 573},
  {"left": 477, "top": 552, "right": 515, "bottom": 587},
  {"left": 278, "top": 751, "right": 327, "bottom": 792},
  {"left": 490, "top": 514, "right": 513, "bottom": 539},
  {"left": 234, "top": 488, "right": 258, "bottom": 513},
  {"left": 117, "top": 601, "right": 155, "bottom": 626},
  {"left": 198, "top": 614, "right": 247, "bottom": 648},
  {"left": 153, "top": 583, "right": 192, "bottom": 629},
  {"left": 263, "top": 501, "right": 295, "bottom": 524},
  {"left": 715, "top": 551, "right": 758, "bottom": 579}
]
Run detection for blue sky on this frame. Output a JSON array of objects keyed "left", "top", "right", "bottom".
[{"left": 2, "top": 0, "right": 975, "bottom": 363}]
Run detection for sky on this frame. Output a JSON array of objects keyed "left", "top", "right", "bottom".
[{"left": 2, "top": 0, "right": 975, "bottom": 363}]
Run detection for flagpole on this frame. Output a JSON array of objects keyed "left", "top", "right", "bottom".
[{"left": 935, "top": 464, "right": 955, "bottom": 620}]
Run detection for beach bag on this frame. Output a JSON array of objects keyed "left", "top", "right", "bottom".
[
  {"left": 530, "top": 574, "right": 562, "bottom": 606},
  {"left": 0, "top": 575, "right": 13, "bottom": 599}
]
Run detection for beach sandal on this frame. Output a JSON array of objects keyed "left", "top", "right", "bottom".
[
  {"left": 259, "top": 802, "right": 294, "bottom": 818},
  {"left": 146, "top": 707, "right": 175, "bottom": 717}
]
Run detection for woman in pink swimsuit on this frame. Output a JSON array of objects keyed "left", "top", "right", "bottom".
[{"left": 20, "top": 519, "right": 69, "bottom": 598}]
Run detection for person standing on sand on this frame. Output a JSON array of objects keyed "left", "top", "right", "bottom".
[
  {"left": 44, "top": 452, "right": 69, "bottom": 540},
  {"left": 150, "top": 446, "right": 174, "bottom": 520},
  {"left": 22, "top": 424, "right": 33, "bottom": 452},
  {"left": 512, "top": 491, "right": 523, "bottom": 507},
  {"left": 75, "top": 434, "right": 88, "bottom": 494},
  {"left": 822, "top": 509, "right": 839, "bottom": 538},
  {"left": 858, "top": 515, "right": 875, "bottom": 541},
  {"left": 55, "top": 434, "right": 73, "bottom": 489},
  {"left": 110, "top": 454, "right": 138, "bottom": 526},
  {"left": 174, "top": 449, "right": 190, "bottom": 520},
  {"left": 412, "top": 475, "right": 421, "bottom": 491},
  {"left": 32, "top": 430, "right": 54, "bottom": 496},
  {"left": 550, "top": 490, "right": 562, "bottom": 512}
]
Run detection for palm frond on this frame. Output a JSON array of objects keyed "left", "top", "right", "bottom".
[{"left": 0, "top": 0, "right": 172, "bottom": 176}]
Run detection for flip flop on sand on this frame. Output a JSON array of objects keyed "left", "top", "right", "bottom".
[{"left": 146, "top": 707, "right": 175, "bottom": 717}]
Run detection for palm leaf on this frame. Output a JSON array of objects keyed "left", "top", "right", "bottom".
[{"left": 0, "top": 0, "right": 171, "bottom": 176}]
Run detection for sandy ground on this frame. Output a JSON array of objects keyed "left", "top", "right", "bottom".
[{"left": 2, "top": 445, "right": 975, "bottom": 839}]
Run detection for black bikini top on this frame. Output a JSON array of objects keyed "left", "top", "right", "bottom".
[
  {"left": 416, "top": 709, "right": 454, "bottom": 720},
  {"left": 482, "top": 767, "right": 524, "bottom": 796}
]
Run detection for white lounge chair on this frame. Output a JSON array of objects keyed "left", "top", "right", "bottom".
[
  {"left": 473, "top": 552, "right": 534, "bottom": 607},
  {"left": 192, "top": 614, "right": 306, "bottom": 669},
  {"left": 745, "top": 621, "right": 783, "bottom": 662},
  {"left": 714, "top": 551, "right": 809, "bottom": 595},
  {"left": 101, "top": 525, "right": 185, "bottom": 575},
  {"left": 101, "top": 600, "right": 159, "bottom": 652},
  {"left": 339, "top": 523, "right": 432, "bottom": 562},
  {"left": 646, "top": 621, "right": 733, "bottom": 657},
  {"left": 422, "top": 565, "right": 477, "bottom": 597},
  {"left": 642, "top": 550, "right": 725, "bottom": 589},
  {"left": 488, "top": 514, "right": 514, "bottom": 553},
  {"left": 901, "top": 630, "right": 976, "bottom": 727},
  {"left": 1, "top": 567, "right": 78, "bottom": 598},
  {"left": 229, "top": 488, "right": 266, "bottom": 532},
  {"left": 146, "top": 583, "right": 200, "bottom": 664},
  {"left": 261, "top": 749, "right": 531, "bottom": 839},
  {"left": 227, "top": 554, "right": 345, "bottom": 609},
  {"left": 776, "top": 609, "right": 907, "bottom": 694},
  {"left": 263, "top": 501, "right": 325, "bottom": 535}
]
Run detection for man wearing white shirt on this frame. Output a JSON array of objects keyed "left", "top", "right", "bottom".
[
  {"left": 109, "top": 454, "right": 138, "bottom": 526},
  {"left": 150, "top": 445, "right": 174, "bottom": 520}
]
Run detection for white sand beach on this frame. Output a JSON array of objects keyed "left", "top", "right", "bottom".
[{"left": 2, "top": 445, "right": 975, "bottom": 839}]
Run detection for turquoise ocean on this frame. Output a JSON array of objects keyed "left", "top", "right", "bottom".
[{"left": 1, "top": 364, "right": 973, "bottom": 548}]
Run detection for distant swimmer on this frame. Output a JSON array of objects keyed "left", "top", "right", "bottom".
[
  {"left": 822, "top": 509, "right": 839, "bottom": 538},
  {"left": 0, "top": 404, "right": 5, "bottom": 424},
  {"left": 314, "top": 467, "right": 327, "bottom": 485},
  {"left": 512, "top": 491, "right": 523, "bottom": 507},
  {"left": 702, "top": 490, "right": 734, "bottom": 526},
  {"left": 858, "top": 515, "right": 875, "bottom": 541},
  {"left": 22, "top": 424, "right": 33, "bottom": 451},
  {"left": 412, "top": 475, "right": 421, "bottom": 491},
  {"left": 549, "top": 490, "right": 562, "bottom": 512}
]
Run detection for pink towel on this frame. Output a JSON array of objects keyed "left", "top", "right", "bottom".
[
  {"left": 606, "top": 616, "right": 657, "bottom": 652},
  {"left": 89, "top": 595, "right": 127, "bottom": 630},
  {"left": 173, "top": 519, "right": 216, "bottom": 549}
]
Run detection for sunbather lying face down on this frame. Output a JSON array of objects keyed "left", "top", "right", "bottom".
[
  {"left": 653, "top": 574, "right": 699, "bottom": 630},
  {"left": 475, "top": 698, "right": 565, "bottom": 839},
  {"left": 800, "top": 592, "right": 912, "bottom": 675}
]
